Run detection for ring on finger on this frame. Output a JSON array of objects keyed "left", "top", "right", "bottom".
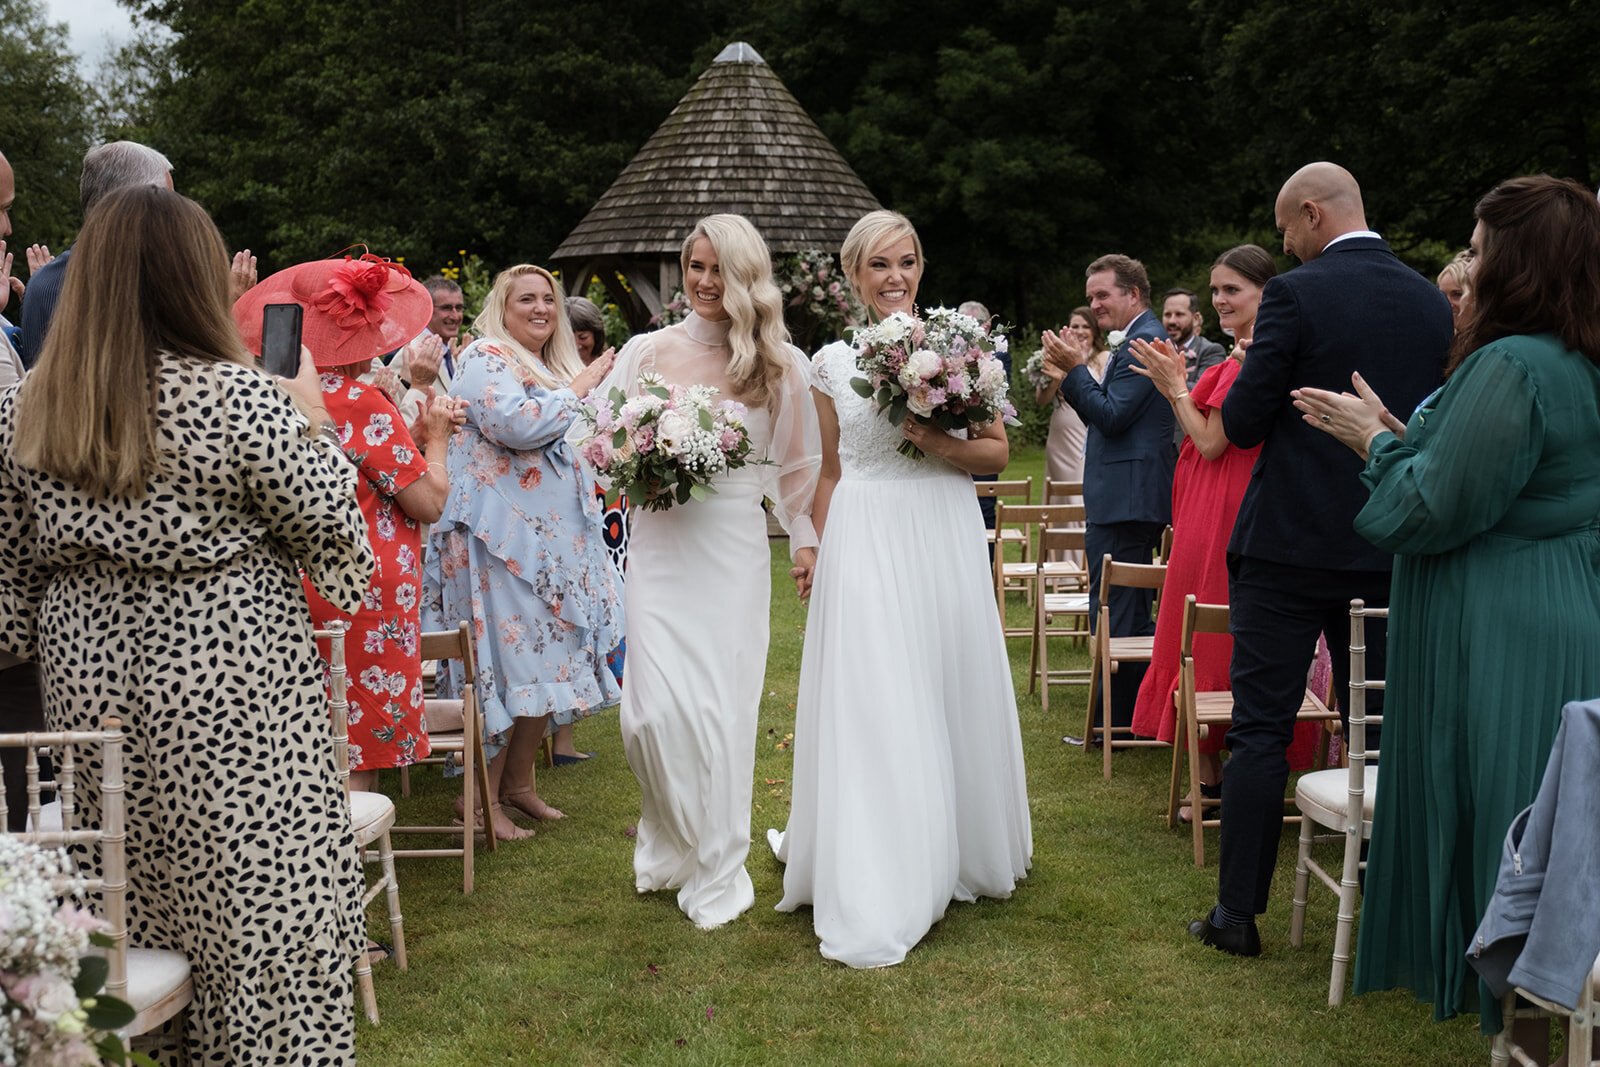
[{"left": 1320, "top": 414, "right": 1331, "bottom": 423}]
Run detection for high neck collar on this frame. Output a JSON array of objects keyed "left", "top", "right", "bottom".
[{"left": 683, "top": 310, "right": 733, "bottom": 346}]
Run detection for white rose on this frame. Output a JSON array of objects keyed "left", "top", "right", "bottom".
[
  {"left": 1107, "top": 330, "right": 1127, "bottom": 349},
  {"left": 906, "top": 390, "right": 936, "bottom": 417},
  {"left": 28, "top": 974, "right": 81, "bottom": 1023}
]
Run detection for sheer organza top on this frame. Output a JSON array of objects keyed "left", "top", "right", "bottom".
[{"left": 594, "top": 312, "right": 821, "bottom": 553}]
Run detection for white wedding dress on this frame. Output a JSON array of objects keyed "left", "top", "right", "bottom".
[
  {"left": 603, "top": 312, "right": 820, "bottom": 929},
  {"left": 768, "top": 340, "right": 1032, "bottom": 968}
]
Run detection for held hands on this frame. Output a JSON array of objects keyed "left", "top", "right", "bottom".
[
  {"left": 570, "top": 349, "right": 615, "bottom": 397},
  {"left": 1040, "top": 327, "right": 1088, "bottom": 376},
  {"left": 1290, "top": 372, "right": 1405, "bottom": 459},
  {"left": 229, "top": 250, "right": 258, "bottom": 303},
  {"left": 1126, "top": 338, "right": 1188, "bottom": 401},
  {"left": 790, "top": 546, "right": 818, "bottom": 600}
]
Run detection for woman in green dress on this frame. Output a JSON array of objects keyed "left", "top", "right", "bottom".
[{"left": 1291, "top": 174, "right": 1600, "bottom": 1038}]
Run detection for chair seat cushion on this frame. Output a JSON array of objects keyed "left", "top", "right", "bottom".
[
  {"left": 423, "top": 698, "right": 466, "bottom": 733},
  {"left": 349, "top": 790, "right": 395, "bottom": 843},
  {"left": 123, "top": 947, "right": 193, "bottom": 1031},
  {"left": 1295, "top": 765, "right": 1379, "bottom": 829}
]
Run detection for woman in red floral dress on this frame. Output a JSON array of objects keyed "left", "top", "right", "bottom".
[{"left": 237, "top": 254, "right": 464, "bottom": 790}]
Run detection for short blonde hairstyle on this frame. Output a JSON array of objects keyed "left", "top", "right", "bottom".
[
  {"left": 473, "top": 265, "right": 581, "bottom": 389},
  {"left": 1437, "top": 248, "right": 1472, "bottom": 291},
  {"left": 679, "top": 214, "right": 791, "bottom": 407},
  {"left": 840, "top": 210, "right": 925, "bottom": 307}
]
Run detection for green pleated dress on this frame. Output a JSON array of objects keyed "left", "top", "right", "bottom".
[{"left": 1350, "top": 333, "right": 1600, "bottom": 1032}]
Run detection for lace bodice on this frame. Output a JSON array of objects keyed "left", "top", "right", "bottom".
[{"left": 812, "top": 341, "right": 966, "bottom": 483}]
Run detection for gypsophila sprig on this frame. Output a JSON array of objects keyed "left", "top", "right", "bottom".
[
  {"left": 849, "top": 308, "right": 1018, "bottom": 458},
  {"left": 0, "top": 836, "right": 147, "bottom": 1066},
  {"left": 576, "top": 372, "right": 760, "bottom": 511}
]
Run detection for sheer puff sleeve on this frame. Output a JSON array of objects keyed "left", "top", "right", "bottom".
[{"left": 765, "top": 344, "right": 822, "bottom": 555}]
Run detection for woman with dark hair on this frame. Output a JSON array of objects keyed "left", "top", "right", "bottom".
[
  {"left": 1037, "top": 306, "right": 1108, "bottom": 503},
  {"left": 0, "top": 185, "right": 373, "bottom": 1062},
  {"left": 1126, "top": 246, "right": 1322, "bottom": 808},
  {"left": 1294, "top": 175, "right": 1600, "bottom": 1035},
  {"left": 565, "top": 295, "right": 610, "bottom": 366}
]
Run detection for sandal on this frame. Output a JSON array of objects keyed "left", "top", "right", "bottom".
[
  {"left": 1178, "top": 782, "right": 1223, "bottom": 825},
  {"left": 501, "top": 787, "right": 565, "bottom": 822}
]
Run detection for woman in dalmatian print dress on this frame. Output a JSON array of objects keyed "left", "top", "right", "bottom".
[{"left": 0, "top": 187, "right": 373, "bottom": 1063}]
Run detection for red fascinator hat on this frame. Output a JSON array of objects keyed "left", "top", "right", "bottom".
[{"left": 233, "top": 251, "right": 433, "bottom": 368}]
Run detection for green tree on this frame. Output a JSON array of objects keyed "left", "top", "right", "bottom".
[{"left": 0, "top": 0, "right": 97, "bottom": 251}]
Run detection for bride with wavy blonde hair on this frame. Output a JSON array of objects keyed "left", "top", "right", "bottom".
[{"left": 604, "top": 213, "right": 821, "bottom": 929}]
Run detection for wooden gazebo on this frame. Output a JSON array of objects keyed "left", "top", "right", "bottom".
[{"left": 550, "top": 41, "right": 882, "bottom": 329}]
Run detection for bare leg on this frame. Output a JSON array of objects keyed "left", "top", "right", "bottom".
[
  {"left": 347, "top": 768, "right": 380, "bottom": 794},
  {"left": 551, "top": 721, "right": 590, "bottom": 760},
  {"left": 500, "top": 714, "right": 565, "bottom": 820},
  {"left": 455, "top": 737, "right": 535, "bottom": 841}
]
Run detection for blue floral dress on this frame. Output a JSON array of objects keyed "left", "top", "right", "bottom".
[{"left": 423, "top": 340, "right": 623, "bottom": 747}]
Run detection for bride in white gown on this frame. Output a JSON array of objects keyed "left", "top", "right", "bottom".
[
  {"left": 605, "top": 215, "right": 820, "bottom": 929},
  {"left": 768, "top": 210, "right": 1032, "bottom": 968}
]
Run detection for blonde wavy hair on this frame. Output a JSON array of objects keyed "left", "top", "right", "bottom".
[
  {"left": 14, "top": 185, "right": 248, "bottom": 498},
  {"left": 679, "top": 214, "right": 791, "bottom": 407},
  {"left": 472, "top": 265, "right": 581, "bottom": 389},
  {"left": 840, "top": 209, "right": 925, "bottom": 315}
]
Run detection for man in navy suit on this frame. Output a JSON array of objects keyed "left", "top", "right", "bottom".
[
  {"left": 1043, "top": 254, "right": 1175, "bottom": 736},
  {"left": 1188, "top": 163, "right": 1451, "bottom": 956}
]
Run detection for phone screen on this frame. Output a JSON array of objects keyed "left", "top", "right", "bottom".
[{"left": 261, "top": 303, "right": 303, "bottom": 378}]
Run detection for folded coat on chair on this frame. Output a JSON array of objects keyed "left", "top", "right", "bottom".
[{"left": 1468, "top": 698, "right": 1600, "bottom": 1010}]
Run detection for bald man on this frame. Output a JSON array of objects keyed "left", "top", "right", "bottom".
[{"left": 1187, "top": 163, "right": 1452, "bottom": 956}]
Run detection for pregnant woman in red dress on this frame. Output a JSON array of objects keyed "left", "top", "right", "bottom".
[{"left": 1127, "top": 245, "right": 1319, "bottom": 814}]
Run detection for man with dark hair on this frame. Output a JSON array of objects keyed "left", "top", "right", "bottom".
[
  {"left": 1042, "top": 253, "right": 1175, "bottom": 738},
  {"left": 1163, "top": 287, "right": 1226, "bottom": 387},
  {"left": 19, "top": 141, "right": 173, "bottom": 365},
  {"left": 1187, "top": 162, "right": 1449, "bottom": 956}
]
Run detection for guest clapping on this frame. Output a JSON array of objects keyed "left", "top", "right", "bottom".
[
  {"left": 0, "top": 185, "right": 373, "bottom": 1061},
  {"left": 235, "top": 254, "right": 467, "bottom": 794},
  {"left": 1036, "top": 307, "right": 1107, "bottom": 504},
  {"left": 1294, "top": 175, "right": 1600, "bottom": 1035},
  {"left": 423, "top": 265, "right": 622, "bottom": 841}
]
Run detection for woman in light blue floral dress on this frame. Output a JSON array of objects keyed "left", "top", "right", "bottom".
[{"left": 424, "top": 264, "right": 621, "bottom": 841}]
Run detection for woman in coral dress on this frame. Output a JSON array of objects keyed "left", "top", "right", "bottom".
[{"left": 1128, "top": 245, "right": 1319, "bottom": 811}]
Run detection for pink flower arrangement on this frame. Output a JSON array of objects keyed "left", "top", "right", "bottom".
[
  {"left": 576, "top": 373, "right": 758, "bottom": 511},
  {"left": 849, "top": 308, "right": 1018, "bottom": 458}
]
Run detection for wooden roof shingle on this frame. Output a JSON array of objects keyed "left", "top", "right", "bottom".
[{"left": 550, "top": 42, "right": 881, "bottom": 260}]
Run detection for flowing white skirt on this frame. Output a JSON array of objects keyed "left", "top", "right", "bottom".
[
  {"left": 621, "top": 473, "right": 770, "bottom": 929},
  {"left": 769, "top": 469, "right": 1032, "bottom": 967}
]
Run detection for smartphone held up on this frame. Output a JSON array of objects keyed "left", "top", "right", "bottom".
[{"left": 260, "top": 303, "right": 303, "bottom": 378}]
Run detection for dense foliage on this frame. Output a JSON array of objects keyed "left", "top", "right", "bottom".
[{"left": 2, "top": 0, "right": 1596, "bottom": 332}]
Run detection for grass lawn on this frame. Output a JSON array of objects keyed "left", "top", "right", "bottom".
[{"left": 356, "top": 444, "right": 1483, "bottom": 1065}]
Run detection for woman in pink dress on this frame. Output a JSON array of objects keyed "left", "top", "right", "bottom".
[{"left": 1127, "top": 245, "right": 1318, "bottom": 816}]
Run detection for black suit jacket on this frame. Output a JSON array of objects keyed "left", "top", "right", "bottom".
[
  {"left": 1061, "top": 308, "right": 1175, "bottom": 526},
  {"left": 1222, "top": 236, "right": 1451, "bottom": 571}
]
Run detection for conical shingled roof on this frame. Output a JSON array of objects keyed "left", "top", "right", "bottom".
[{"left": 550, "top": 42, "right": 882, "bottom": 259}]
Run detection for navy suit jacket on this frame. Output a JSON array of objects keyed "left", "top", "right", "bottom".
[
  {"left": 18, "top": 246, "right": 71, "bottom": 368},
  {"left": 1060, "top": 307, "right": 1175, "bottom": 526},
  {"left": 1222, "top": 236, "right": 1451, "bottom": 571}
]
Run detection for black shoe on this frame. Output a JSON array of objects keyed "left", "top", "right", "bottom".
[{"left": 1186, "top": 916, "right": 1262, "bottom": 957}]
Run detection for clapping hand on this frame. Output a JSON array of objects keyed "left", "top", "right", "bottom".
[
  {"left": 404, "top": 332, "right": 445, "bottom": 389},
  {"left": 229, "top": 250, "right": 258, "bottom": 303},
  {"left": 0, "top": 241, "right": 20, "bottom": 314},
  {"left": 369, "top": 364, "right": 407, "bottom": 405},
  {"left": 25, "top": 244, "right": 52, "bottom": 275},
  {"left": 1291, "top": 372, "right": 1406, "bottom": 459},
  {"left": 1039, "top": 327, "right": 1088, "bottom": 376},
  {"left": 570, "top": 349, "right": 616, "bottom": 397},
  {"left": 790, "top": 546, "right": 818, "bottom": 600},
  {"left": 1126, "top": 338, "right": 1188, "bottom": 400}
]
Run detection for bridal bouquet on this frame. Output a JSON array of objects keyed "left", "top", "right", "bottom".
[
  {"left": 849, "top": 308, "right": 1018, "bottom": 458},
  {"left": 0, "top": 838, "right": 143, "bottom": 1066},
  {"left": 577, "top": 372, "right": 757, "bottom": 511}
]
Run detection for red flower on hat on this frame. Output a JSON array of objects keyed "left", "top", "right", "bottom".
[{"left": 313, "top": 255, "right": 398, "bottom": 335}]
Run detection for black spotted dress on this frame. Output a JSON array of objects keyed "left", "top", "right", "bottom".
[{"left": 0, "top": 355, "right": 375, "bottom": 1065}]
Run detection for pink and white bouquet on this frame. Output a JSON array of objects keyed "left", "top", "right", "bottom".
[
  {"left": 0, "top": 837, "right": 143, "bottom": 1066},
  {"left": 577, "top": 372, "right": 757, "bottom": 511},
  {"left": 849, "top": 308, "right": 1018, "bottom": 458},
  {"left": 1022, "top": 350, "right": 1052, "bottom": 391},
  {"left": 777, "top": 250, "right": 866, "bottom": 339}
]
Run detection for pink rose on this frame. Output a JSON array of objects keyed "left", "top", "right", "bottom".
[{"left": 635, "top": 426, "right": 656, "bottom": 453}]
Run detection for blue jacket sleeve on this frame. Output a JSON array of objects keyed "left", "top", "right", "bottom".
[
  {"left": 1059, "top": 313, "right": 1164, "bottom": 436},
  {"left": 1221, "top": 275, "right": 1300, "bottom": 449}
]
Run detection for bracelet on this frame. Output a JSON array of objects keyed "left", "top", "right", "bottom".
[
  {"left": 427, "top": 461, "right": 446, "bottom": 472},
  {"left": 1172, "top": 391, "right": 1190, "bottom": 402}
]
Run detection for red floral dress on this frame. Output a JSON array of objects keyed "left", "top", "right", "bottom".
[{"left": 305, "top": 372, "right": 433, "bottom": 771}]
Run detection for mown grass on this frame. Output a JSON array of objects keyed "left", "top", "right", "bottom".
[{"left": 356, "top": 445, "right": 1481, "bottom": 1066}]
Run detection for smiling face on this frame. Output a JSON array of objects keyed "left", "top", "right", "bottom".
[
  {"left": 1085, "top": 270, "right": 1141, "bottom": 332},
  {"left": 856, "top": 234, "right": 922, "bottom": 319},
  {"left": 1067, "top": 312, "right": 1096, "bottom": 348},
  {"left": 503, "top": 271, "right": 558, "bottom": 353},
  {"left": 683, "top": 236, "right": 728, "bottom": 322},
  {"left": 1209, "top": 263, "right": 1264, "bottom": 338},
  {"left": 428, "top": 287, "right": 465, "bottom": 340},
  {"left": 1274, "top": 192, "right": 1320, "bottom": 264},
  {"left": 1162, "top": 294, "right": 1198, "bottom": 343}
]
